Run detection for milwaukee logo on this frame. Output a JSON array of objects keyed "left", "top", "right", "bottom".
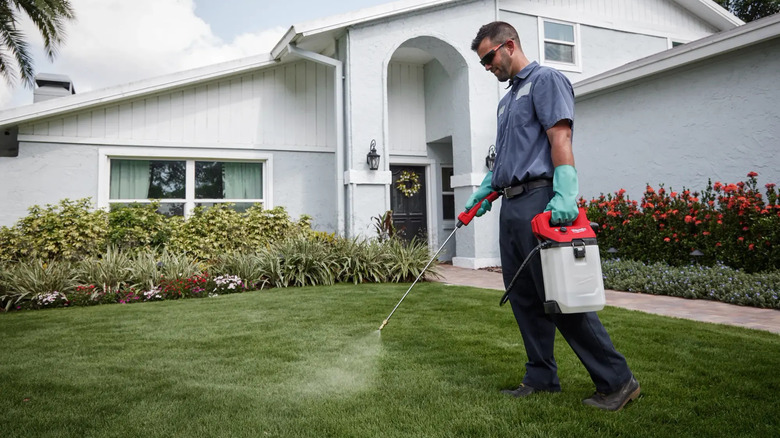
[{"left": 571, "top": 228, "right": 588, "bottom": 234}]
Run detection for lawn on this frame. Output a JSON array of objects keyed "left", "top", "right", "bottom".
[{"left": 2, "top": 283, "right": 778, "bottom": 438}]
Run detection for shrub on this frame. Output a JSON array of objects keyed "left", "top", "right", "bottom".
[
  {"left": 76, "top": 247, "right": 132, "bottom": 293},
  {"left": 0, "top": 259, "right": 78, "bottom": 310},
  {"left": 602, "top": 258, "right": 780, "bottom": 309},
  {"left": 0, "top": 198, "right": 108, "bottom": 262},
  {"left": 583, "top": 172, "right": 779, "bottom": 272},
  {"left": 108, "top": 202, "right": 172, "bottom": 253},
  {"left": 207, "top": 252, "right": 267, "bottom": 290},
  {"left": 332, "top": 238, "right": 391, "bottom": 284},
  {"left": 274, "top": 236, "right": 337, "bottom": 287},
  {"left": 383, "top": 237, "right": 440, "bottom": 283}
]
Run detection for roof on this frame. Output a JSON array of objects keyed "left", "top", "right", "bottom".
[
  {"left": 0, "top": 0, "right": 743, "bottom": 129},
  {"left": 574, "top": 12, "right": 780, "bottom": 100}
]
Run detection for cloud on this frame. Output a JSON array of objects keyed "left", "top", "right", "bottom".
[{"left": 0, "top": 0, "right": 285, "bottom": 109}]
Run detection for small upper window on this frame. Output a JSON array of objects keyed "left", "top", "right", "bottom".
[{"left": 540, "top": 18, "right": 580, "bottom": 71}]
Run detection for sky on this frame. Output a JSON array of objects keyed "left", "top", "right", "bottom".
[{"left": 0, "top": 0, "right": 392, "bottom": 110}]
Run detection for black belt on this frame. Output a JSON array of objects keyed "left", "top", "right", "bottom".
[{"left": 503, "top": 179, "right": 552, "bottom": 199}]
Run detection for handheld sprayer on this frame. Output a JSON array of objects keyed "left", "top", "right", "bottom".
[{"left": 378, "top": 191, "right": 501, "bottom": 331}]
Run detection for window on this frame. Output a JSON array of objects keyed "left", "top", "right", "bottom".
[
  {"left": 540, "top": 18, "right": 580, "bottom": 71},
  {"left": 441, "top": 166, "right": 454, "bottom": 221},
  {"left": 108, "top": 158, "right": 265, "bottom": 216}
]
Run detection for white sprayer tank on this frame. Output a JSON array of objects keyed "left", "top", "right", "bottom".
[{"left": 531, "top": 209, "right": 606, "bottom": 314}]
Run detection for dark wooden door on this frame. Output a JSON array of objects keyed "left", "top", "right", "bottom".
[{"left": 390, "top": 166, "right": 427, "bottom": 241}]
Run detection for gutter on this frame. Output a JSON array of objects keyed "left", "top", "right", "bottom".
[{"left": 283, "top": 45, "right": 346, "bottom": 237}]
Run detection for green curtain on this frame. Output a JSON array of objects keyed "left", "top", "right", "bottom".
[
  {"left": 110, "top": 160, "right": 150, "bottom": 199},
  {"left": 223, "top": 162, "right": 262, "bottom": 199}
]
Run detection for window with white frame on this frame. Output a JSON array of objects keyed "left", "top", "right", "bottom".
[
  {"left": 540, "top": 18, "right": 580, "bottom": 70},
  {"left": 108, "top": 158, "right": 265, "bottom": 216}
]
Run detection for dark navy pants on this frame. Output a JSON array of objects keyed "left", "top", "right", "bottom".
[{"left": 499, "top": 185, "right": 632, "bottom": 394}]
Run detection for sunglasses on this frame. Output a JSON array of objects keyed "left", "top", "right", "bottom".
[{"left": 480, "top": 40, "right": 511, "bottom": 66}]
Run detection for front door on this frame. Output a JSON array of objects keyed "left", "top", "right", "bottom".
[{"left": 390, "top": 166, "right": 427, "bottom": 241}]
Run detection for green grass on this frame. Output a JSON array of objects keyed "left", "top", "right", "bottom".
[{"left": 2, "top": 283, "right": 778, "bottom": 438}]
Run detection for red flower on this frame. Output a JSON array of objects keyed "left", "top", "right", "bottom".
[
  {"left": 716, "top": 242, "right": 722, "bottom": 247},
  {"left": 664, "top": 237, "right": 671, "bottom": 242},
  {"left": 748, "top": 243, "right": 755, "bottom": 250},
  {"left": 738, "top": 237, "right": 744, "bottom": 242},
  {"left": 767, "top": 183, "right": 776, "bottom": 189},
  {"left": 646, "top": 185, "right": 655, "bottom": 194},
  {"left": 684, "top": 215, "right": 693, "bottom": 223},
  {"left": 703, "top": 231, "right": 710, "bottom": 236},
  {"left": 747, "top": 171, "right": 758, "bottom": 178},
  {"left": 670, "top": 191, "right": 678, "bottom": 198},
  {"left": 713, "top": 182, "right": 723, "bottom": 191}
]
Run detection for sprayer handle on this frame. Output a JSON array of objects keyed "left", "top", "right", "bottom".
[{"left": 457, "top": 191, "right": 501, "bottom": 227}]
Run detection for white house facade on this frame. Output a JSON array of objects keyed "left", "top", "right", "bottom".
[{"left": 0, "top": 0, "right": 743, "bottom": 268}]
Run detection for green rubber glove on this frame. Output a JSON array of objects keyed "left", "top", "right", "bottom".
[
  {"left": 545, "top": 165, "right": 579, "bottom": 224},
  {"left": 465, "top": 171, "right": 494, "bottom": 217}
]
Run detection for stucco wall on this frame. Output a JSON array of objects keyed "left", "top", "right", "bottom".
[
  {"left": 501, "top": 11, "right": 669, "bottom": 83},
  {"left": 344, "top": 0, "right": 500, "bottom": 266},
  {"left": 0, "top": 143, "right": 99, "bottom": 225},
  {"left": 575, "top": 38, "right": 780, "bottom": 202},
  {"left": 0, "top": 143, "right": 337, "bottom": 231}
]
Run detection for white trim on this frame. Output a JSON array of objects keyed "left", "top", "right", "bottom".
[
  {"left": 452, "top": 256, "right": 502, "bottom": 269},
  {"left": 451, "top": 172, "right": 489, "bottom": 188},
  {"left": 538, "top": 17, "right": 582, "bottom": 73},
  {"left": 18, "top": 135, "right": 335, "bottom": 153},
  {"left": 501, "top": 0, "right": 740, "bottom": 38},
  {"left": 97, "top": 147, "right": 273, "bottom": 216},
  {"left": 343, "top": 169, "right": 393, "bottom": 185}
]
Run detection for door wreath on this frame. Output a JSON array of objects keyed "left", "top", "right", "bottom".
[{"left": 395, "top": 170, "right": 421, "bottom": 197}]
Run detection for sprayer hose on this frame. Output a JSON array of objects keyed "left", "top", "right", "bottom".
[{"left": 499, "top": 241, "right": 548, "bottom": 306}]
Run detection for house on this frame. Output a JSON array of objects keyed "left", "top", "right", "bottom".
[
  {"left": 0, "top": 0, "right": 742, "bottom": 269},
  {"left": 574, "top": 12, "right": 780, "bottom": 201}
]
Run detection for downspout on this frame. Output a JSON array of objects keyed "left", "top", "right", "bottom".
[{"left": 286, "top": 45, "right": 346, "bottom": 236}]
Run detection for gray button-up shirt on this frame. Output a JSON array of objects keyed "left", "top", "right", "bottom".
[{"left": 491, "top": 61, "right": 575, "bottom": 189}]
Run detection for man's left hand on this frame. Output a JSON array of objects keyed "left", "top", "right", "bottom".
[{"left": 545, "top": 165, "right": 579, "bottom": 224}]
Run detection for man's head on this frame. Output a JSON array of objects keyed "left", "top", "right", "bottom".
[{"left": 472, "top": 22, "right": 527, "bottom": 82}]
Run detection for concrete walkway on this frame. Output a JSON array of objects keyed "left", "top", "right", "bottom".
[{"left": 431, "top": 263, "right": 780, "bottom": 335}]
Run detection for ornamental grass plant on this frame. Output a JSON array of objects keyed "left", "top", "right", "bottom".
[{"left": 1, "top": 284, "right": 778, "bottom": 438}]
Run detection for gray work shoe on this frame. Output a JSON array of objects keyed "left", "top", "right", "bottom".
[
  {"left": 501, "top": 383, "right": 559, "bottom": 398},
  {"left": 582, "top": 376, "right": 640, "bottom": 411}
]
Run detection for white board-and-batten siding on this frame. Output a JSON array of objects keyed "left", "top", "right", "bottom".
[
  {"left": 20, "top": 60, "right": 336, "bottom": 151},
  {"left": 388, "top": 62, "right": 427, "bottom": 156}
]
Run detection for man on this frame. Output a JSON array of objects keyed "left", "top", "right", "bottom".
[{"left": 467, "top": 21, "right": 640, "bottom": 411}]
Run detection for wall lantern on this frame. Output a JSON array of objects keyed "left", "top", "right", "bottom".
[
  {"left": 485, "top": 144, "right": 496, "bottom": 171},
  {"left": 366, "top": 139, "right": 380, "bottom": 171}
]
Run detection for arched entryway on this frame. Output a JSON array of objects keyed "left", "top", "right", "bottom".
[{"left": 385, "top": 36, "right": 471, "bottom": 260}]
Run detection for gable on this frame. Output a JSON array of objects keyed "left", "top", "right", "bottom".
[
  {"left": 501, "top": 0, "right": 720, "bottom": 40},
  {"left": 18, "top": 60, "right": 336, "bottom": 151}
]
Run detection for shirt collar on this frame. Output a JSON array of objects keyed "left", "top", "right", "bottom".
[{"left": 508, "top": 61, "right": 539, "bottom": 88}]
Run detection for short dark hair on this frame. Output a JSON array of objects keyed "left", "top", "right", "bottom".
[{"left": 471, "top": 21, "right": 520, "bottom": 51}]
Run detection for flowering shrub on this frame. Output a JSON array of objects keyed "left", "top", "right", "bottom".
[
  {"left": 582, "top": 172, "right": 779, "bottom": 272},
  {"left": 158, "top": 274, "right": 208, "bottom": 300},
  {"left": 66, "top": 284, "right": 117, "bottom": 306},
  {"left": 32, "top": 291, "right": 69, "bottom": 309},
  {"left": 211, "top": 275, "right": 247, "bottom": 296},
  {"left": 143, "top": 286, "right": 164, "bottom": 301}
]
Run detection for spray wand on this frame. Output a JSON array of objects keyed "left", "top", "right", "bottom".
[{"left": 378, "top": 191, "right": 501, "bottom": 331}]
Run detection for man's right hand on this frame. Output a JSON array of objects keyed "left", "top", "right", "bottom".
[{"left": 465, "top": 171, "right": 494, "bottom": 217}]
